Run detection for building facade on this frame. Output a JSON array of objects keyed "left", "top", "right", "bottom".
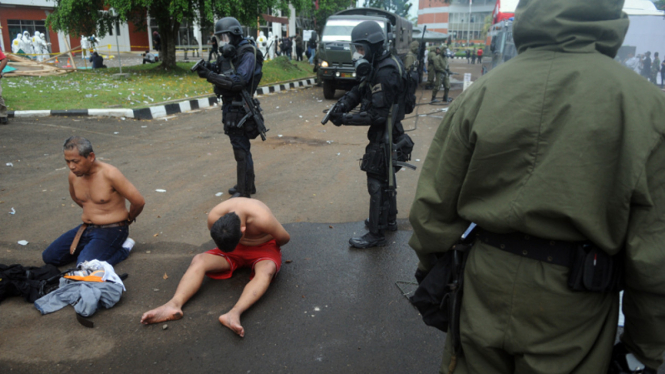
[
  {"left": 0, "top": 0, "right": 152, "bottom": 54},
  {"left": 418, "top": 0, "right": 494, "bottom": 44}
]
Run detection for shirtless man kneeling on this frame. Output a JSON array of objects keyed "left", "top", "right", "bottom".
[
  {"left": 140, "top": 198, "right": 290, "bottom": 337},
  {"left": 42, "top": 136, "right": 145, "bottom": 266}
]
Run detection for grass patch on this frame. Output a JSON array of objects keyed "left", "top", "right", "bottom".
[{"left": 2, "top": 57, "right": 315, "bottom": 111}]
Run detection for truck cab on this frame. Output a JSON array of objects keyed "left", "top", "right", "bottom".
[{"left": 317, "top": 8, "right": 412, "bottom": 99}]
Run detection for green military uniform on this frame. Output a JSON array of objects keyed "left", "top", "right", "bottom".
[
  {"left": 652, "top": 54, "right": 660, "bottom": 86},
  {"left": 408, "top": 0, "right": 665, "bottom": 373},
  {"left": 431, "top": 49, "right": 445, "bottom": 102},
  {"left": 426, "top": 46, "right": 437, "bottom": 88},
  {"left": 440, "top": 48, "right": 451, "bottom": 101},
  {"left": 404, "top": 41, "right": 419, "bottom": 70}
]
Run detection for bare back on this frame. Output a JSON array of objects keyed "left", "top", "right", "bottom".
[{"left": 208, "top": 198, "right": 290, "bottom": 247}]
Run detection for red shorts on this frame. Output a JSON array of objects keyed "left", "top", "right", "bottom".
[{"left": 205, "top": 239, "right": 281, "bottom": 280}]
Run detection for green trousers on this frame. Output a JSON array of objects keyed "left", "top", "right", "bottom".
[
  {"left": 428, "top": 63, "right": 435, "bottom": 84},
  {"left": 440, "top": 241, "right": 619, "bottom": 374}
]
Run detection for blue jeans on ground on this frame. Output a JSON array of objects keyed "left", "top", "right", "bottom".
[
  {"left": 42, "top": 224, "right": 130, "bottom": 267},
  {"left": 308, "top": 48, "right": 315, "bottom": 64}
]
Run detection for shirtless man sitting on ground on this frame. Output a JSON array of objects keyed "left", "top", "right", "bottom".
[
  {"left": 42, "top": 136, "right": 145, "bottom": 266},
  {"left": 140, "top": 198, "right": 290, "bottom": 337}
]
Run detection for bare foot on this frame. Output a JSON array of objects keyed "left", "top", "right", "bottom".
[
  {"left": 219, "top": 312, "right": 245, "bottom": 337},
  {"left": 141, "top": 302, "right": 183, "bottom": 325}
]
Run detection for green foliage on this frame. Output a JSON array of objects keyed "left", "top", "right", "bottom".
[
  {"left": 312, "top": 0, "right": 354, "bottom": 34},
  {"left": 44, "top": 0, "right": 304, "bottom": 69},
  {"left": 362, "top": 0, "right": 411, "bottom": 18},
  {"left": 655, "top": 0, "right": 665, "bottom": 10}
]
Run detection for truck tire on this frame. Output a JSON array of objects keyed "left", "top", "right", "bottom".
[{"left": 323, "top": 80, "right": 335, "bottom": 99}]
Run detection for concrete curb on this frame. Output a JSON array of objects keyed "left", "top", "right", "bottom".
[{"left": 6, "top": 78, "right": 318, "bottom": 121}]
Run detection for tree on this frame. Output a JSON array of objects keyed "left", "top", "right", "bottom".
[
  {"left": 362, "top": 0, "right": 411, "bottom": 18},
  {"left": 46, "top": 0, "right": 308, "bottom": 69},
  {"left": 311, "top": 0, "right": 355, "bottom": 35},
  {"left": 655, "top": 0, "right": 665, "bottom": 10}
]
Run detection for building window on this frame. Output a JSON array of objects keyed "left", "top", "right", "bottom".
[{"left": 7, "top": 20, "right": 50, "bottom": 44}]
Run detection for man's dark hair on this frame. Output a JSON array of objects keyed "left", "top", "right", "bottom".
[
  {"left": 210, "top": 212, "right": 242, "bottom": 252},
  {"left": 63, "top": 136, "right": 94, "bottom": 157}
]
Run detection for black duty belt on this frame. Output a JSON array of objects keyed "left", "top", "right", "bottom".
[{"left": 475, "top": 229, "right": 585, "bottom": 268}]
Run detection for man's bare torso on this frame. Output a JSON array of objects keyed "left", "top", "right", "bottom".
[{"left": 70, "top": 162, "right": 129, "bottom": 225}]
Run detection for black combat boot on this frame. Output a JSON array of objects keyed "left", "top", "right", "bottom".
[
  {"left": 0, "top": 117, "right": 7, "bottom": 125},
  {"left": 443, "top": 89, "right": 450, "bottom": 103},
  {"left": 349, "top": 231, "right": 386, "bottom": 248},
  {"left": 430, "top": 93, "right": 439, "bottom": 104},
  {"left": 351, "top": 177, "right": 387, "bottom": 248}
]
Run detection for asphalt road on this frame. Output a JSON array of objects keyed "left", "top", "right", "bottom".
[{"left": 0, "top": 63, "right": 457, "bottom": 373}]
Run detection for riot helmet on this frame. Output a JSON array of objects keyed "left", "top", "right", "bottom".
[
  {"left": 350, "top": 21, "right": 385, "bottom": 78},
  {"left": 350, "top": 21, "right": 385, "bottom": 61},
  {"left": 215, "top": 17, "right": 243, "bottom": 46}
]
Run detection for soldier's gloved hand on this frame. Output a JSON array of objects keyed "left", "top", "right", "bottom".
[
  {"left": 330, "top": 111, "right": 344, "bottom": 127},
  {"left": 197, "top": 65, "right": 211, "bottom": 79},
  {"left": 333, "top": 102, "right": 346, "bottom": 114},
  {"left": 415, "top": 268, "right": 429, "bottom": 284}
]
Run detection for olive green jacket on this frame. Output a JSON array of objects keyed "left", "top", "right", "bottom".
[
  {"left": 432, "top": 52, "right": 446, "bottom": 73},
  {"left": 404, "top": 41, "right": 419, "bottom": 69},
  {"left": 409, "top": 0, "right": 665, "bottom": 368}
]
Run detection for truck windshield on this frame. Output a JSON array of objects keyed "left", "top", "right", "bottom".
[{"left": 322, "top": 19, "right": 385, "bottom": 42}]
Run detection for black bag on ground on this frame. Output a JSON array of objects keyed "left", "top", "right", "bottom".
[{"left": 0, "top": 264, "right": 62, "bottom": 303}]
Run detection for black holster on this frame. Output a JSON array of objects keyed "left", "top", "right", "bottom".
[
  {"left": 568, "top": 244, "right": 624, "bottom": 293},
  {"left": 224, "top": 102, "right": 245, "bottom": 136},
  {"left": 360, "top": 142, "right": 386, "bottom": 175}
]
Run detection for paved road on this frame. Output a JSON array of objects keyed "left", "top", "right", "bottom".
[{"left": 0, "top": 65, "right": 452, "bottom": 373}]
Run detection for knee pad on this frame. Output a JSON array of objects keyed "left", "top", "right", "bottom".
[
  {"left": 233, "top": 148, "right": 247, "bottom": 163},
  {"left": 367, "top": 178, "right": 382, "bottom": 195}
]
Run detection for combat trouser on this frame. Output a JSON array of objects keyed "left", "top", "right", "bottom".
[
  {"left": 440, "top": 240, "right": 619, "bottom": 374},
  {"left": 432, "top": 71, "right": 443, "bottom": 100},
  {"left": 427, "top": 62, "right": 435, "bottom": 86},
  {"left": 229, "top": 134, "right": 254, "bottom": 197}
]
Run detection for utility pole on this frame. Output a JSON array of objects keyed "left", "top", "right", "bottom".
[{"left": 467, "top": 0, "right": 472, "bottom": 44}]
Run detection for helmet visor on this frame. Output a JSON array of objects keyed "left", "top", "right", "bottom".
[
  {"left": 349, "top": 42, "right": 369, "bottom": 61},
  {"left": 220, "top": 33, "right": 231, "bottom": 43}
]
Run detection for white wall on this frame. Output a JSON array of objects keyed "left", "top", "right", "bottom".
[{"left": 623, "top": 15, "right": 665, "bottom": 55}]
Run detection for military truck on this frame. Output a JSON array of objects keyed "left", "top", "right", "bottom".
[
  {"left": 316, "top": 8, "right": 413, "bottom": 99},
  {"left": 481, "top": 19, "right": 517, "bottom": 76}
]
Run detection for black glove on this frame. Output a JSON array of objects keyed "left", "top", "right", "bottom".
[
  {"left": 197, "top": 65, "right": 211, "bottom": 79},
  {"left": 415, "top": 268, "right": 428, "bottom": 284},
  {"left": 330, "top": 111, "right": 344, "bottom": 127}
]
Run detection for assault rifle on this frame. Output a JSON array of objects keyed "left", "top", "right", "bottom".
[
  {"left": 236, "top": 88, "right": 268, "bottom": 141},
  {"left": 416, "top": 26, "right": 427, "bottom": 85}
]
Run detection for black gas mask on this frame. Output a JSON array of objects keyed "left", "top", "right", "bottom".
[
  {"left": 352, "top": 42, "right": 373, "bottom": 79},
  {"left": 221, "top": 43, "right": 236, "bottom": 59}
]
